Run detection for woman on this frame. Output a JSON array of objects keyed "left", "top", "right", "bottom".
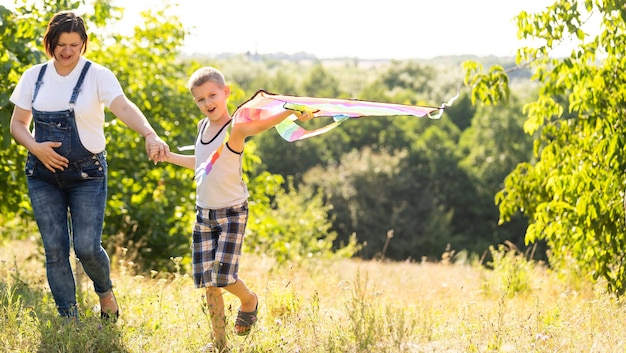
[{"left": 9, "top": 10, "right": 169, "bottom": 322}]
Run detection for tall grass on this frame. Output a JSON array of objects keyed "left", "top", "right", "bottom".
[{"left": 2, "top": 238, "right": 626, "bottom": 353}]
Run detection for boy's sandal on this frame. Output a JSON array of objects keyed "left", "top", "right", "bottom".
[{"left": 235, "top": 303, "right": 258, "bottom": 336}]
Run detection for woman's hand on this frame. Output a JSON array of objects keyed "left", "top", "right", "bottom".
[
  {"left": 145, "top": 133, "right": 170, "bottom": 164},
  {"left": 31, "top": 141, "right": 69, "bottom": 173}
]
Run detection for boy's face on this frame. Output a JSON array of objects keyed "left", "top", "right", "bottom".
[{"left": 191, "top": 80, "right": 230, "bottom": 120}]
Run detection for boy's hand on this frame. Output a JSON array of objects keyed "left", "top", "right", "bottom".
[{"left": 294, "top": 111, "right": 314, "bottom": 122}]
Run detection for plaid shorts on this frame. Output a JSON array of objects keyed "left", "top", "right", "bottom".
[{"left": 192, "top": 201, "right": 248, "bottom": 288}]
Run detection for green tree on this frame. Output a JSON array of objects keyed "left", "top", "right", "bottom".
[
  {"left": 0, "top": 0, "right": 71, "bottom": 220},
  {"left": 245, "top": 174, "right": 359, "bottom": 264},
  {"left": 458, "top": 86, "right": 537, "bottom": 253},
  {"left": 302, "top": 119, "right": 485, "bottom": 261},
  {"left": 0, "top": 0, "right": 195, "bottom": 270},
  {"left": 459, "top": 89, "right": 536, "bottom": 198},
  {"left": 444, "top": 92, "right": 475, "bottom": 131},
  {"left": 405, "top": 121, "right": 489, "bottom": 257},
  {"left": 465, "top": 0, "right": 626, "bottom": 293},
  {"left": 301, "top": 63, "right": 341, "bottom": 98},
  {"left": 88, "top": 5, "right": 196, "bottom": 270}
]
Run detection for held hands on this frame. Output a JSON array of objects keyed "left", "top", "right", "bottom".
[
  {"left": 145, "top": 133, "right": 170, "bottom": 164},
  {"left": 33, "top": 141, "right": 69, "bottom": 173}
]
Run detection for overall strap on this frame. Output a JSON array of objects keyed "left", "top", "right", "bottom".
[
  {"left": 32, "top": 64, "right": 48, "bottom": 104},
  {"left": 68, "top": 61, "right": 92, "bottom": 110}
]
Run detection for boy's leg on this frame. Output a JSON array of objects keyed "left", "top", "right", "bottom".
[
  {"left": 205, "top": 286, "right": 227, "bottom": 349},
  {"left": 224, "top": 279, "right": 258, "bottom": 334}
]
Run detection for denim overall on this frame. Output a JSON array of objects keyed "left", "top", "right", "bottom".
[{"left": 26, "top": 61, "right": 113, "bottom": 318}]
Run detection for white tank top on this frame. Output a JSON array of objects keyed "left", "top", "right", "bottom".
[{"left": 195, "top": 119, "right": 249, "bottom": 209}]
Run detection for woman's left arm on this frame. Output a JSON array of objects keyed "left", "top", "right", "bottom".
[{"left": 109, "top": 95, "right": 170, "bottom": 163}]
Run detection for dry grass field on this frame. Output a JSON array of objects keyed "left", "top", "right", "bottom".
[{"left": 2, "top": 237, "right": 625, "bottom": 353}]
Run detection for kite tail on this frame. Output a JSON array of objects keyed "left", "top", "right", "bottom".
[
  {"left": 274, "top": 115, "right": 349, "bottom": 142},
  {"left": 276, "top": 102, "right": 351, "bottom": 141}
]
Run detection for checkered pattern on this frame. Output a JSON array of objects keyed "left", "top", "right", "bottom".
[{"left": 192, "top": 201, "right": 248, "bottom": 288}]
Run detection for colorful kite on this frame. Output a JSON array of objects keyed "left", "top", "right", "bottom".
[
  {"left": 194, "top": 90, "right": 457, "bottom": 180},
  {"left": 233, "top": 90, "right": 456, "bottom": 142}
]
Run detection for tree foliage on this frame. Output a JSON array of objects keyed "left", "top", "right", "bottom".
[
  {"left": 458, "top": 86, "right": 537, "bottom": 251},
  {"left": 0, "top": 0, "right": 195, "bottom": 270},
  {"left": 0, "top": 0, "right": 62, "bottom": 219},
  {"left": 465, "top": 0, "right": 626, "bottom": 294},
  {"left": 85, "top": 2, "right": 196, "bottom": 270}
]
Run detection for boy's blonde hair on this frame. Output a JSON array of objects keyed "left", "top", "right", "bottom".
[{"left": 187, "top": 66, "right": 226, "bottom": 90}]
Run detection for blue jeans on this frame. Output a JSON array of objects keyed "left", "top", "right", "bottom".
[{"left": 26, "top": 154, "right": 112, "bottom": 317}]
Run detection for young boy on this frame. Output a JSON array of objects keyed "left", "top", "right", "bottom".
[{"left": 155, "top": 67, "right": 310, "bottom": 350}]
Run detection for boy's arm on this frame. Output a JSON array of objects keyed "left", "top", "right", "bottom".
[
  {"left": 150, "top": 119, "right": 203, "bottom": 169},
  {"left": 162, "top": 152, "right": 196, "bottom": 170},
  {"left": 228, "top": 110, "right": 312, "bottom": 152}
]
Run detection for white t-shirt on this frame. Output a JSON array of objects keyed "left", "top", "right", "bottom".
[{"left": 10, "top": 57, "right": 124, "bottom": 153}]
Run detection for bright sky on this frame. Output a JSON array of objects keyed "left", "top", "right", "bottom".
[
  {"left": 112, "top": 0, "right": 564, "bottom": 59},
  {"left": 1, "top": 0, "right": 588, "bottom": 59}
]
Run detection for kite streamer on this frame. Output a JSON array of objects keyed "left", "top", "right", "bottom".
[{"left": 194, "top": 90, "right": 457, "bottom": 179}]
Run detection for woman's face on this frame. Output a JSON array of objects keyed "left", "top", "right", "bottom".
[{"left": 53, "top": 31, "right": 83, "bottom": 71}]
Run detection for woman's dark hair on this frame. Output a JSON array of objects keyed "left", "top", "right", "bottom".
[{"left": 43, "top": 11, "right": 88, "bottom": 58}]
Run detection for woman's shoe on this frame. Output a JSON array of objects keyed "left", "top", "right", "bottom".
[
  {"left": 100, "top": 291, "right": 119, "bottom": 323},
  {"left": 100, "top": 309, "right": 119, "bottom": 323}
]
